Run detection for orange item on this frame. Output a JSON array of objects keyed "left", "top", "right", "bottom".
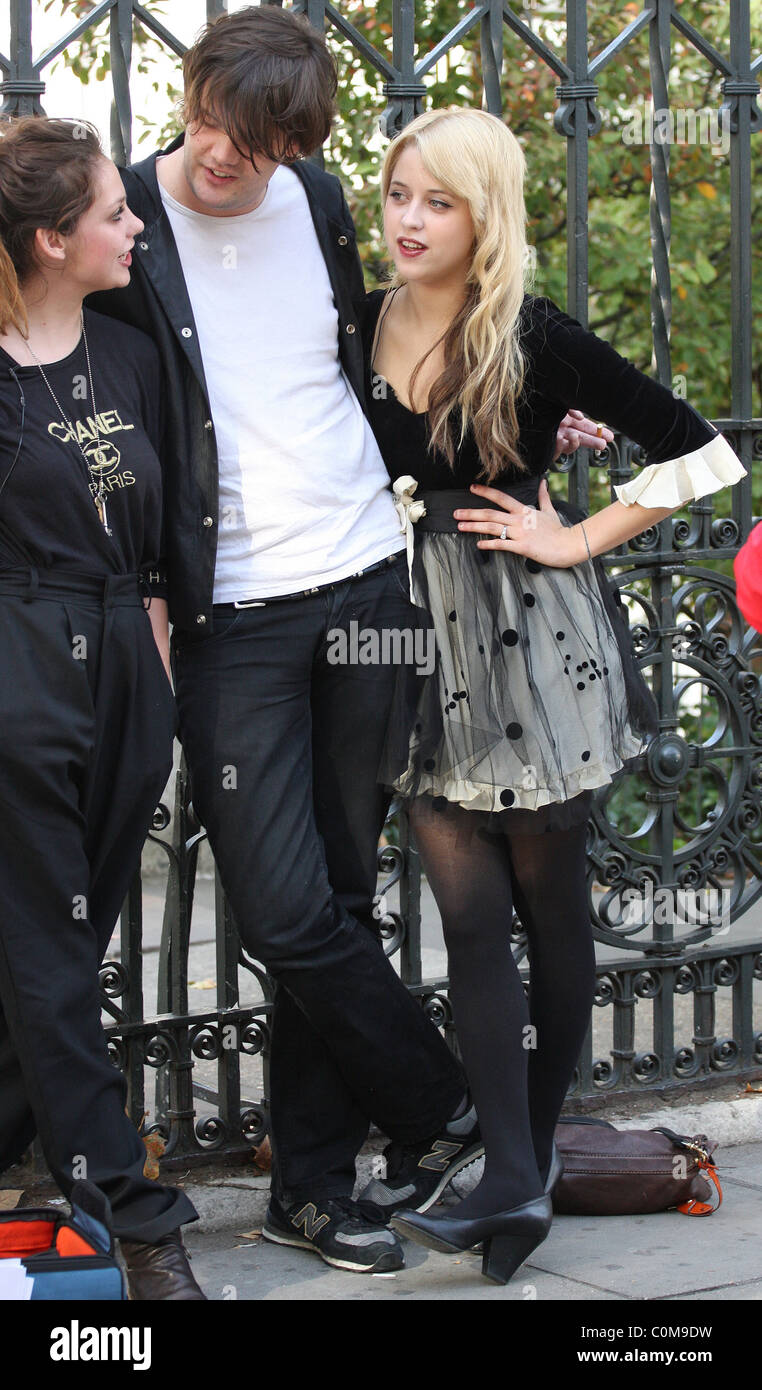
[{"left": 677, "top": 1159, "right": 723, "bottom": 1217}]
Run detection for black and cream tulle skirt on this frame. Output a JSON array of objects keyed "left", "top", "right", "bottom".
[{"left": 380, "top": 487, "right": 658, "bottom": 835}]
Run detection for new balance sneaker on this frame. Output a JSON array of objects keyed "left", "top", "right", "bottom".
[
  {"left": 359, "top": 1104, "right": 484, "bottom": 1218},
  {"left": 261, "top": 1194, "right": 404, "bottom": 1274}
]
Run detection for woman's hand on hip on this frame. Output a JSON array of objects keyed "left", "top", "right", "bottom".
[{"left": 454, "top": 480, "right": 585, "bottom": 567}]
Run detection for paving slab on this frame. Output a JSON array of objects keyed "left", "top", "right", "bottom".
[
  {"left": 710, "top": 1141, "right": 762, "bottom": 1187},
  {"left": 181, "top": 1194, "right": 762, "bottom": 1303},
  {"left": 528, "top": 1205, "right": 762, "bottom": 1300},
  {"left": 672, "top": 1281, "right": 762, "bottom": 1301},
  {"left": 182, "top": 1224, "right": 626, "bottom": 1302},
  {"left": 175, "top": 1136, "right": 762, "bottom": 1302}
]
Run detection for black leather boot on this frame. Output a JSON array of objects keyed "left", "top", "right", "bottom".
[
  {"left": 120, "top": 1229, "right": 207, "bottom": 1301},
  {"left": 544, "top": 1141, "right": 564, "bottom": 1196},
  {"left": 392, "top": 1193, "right": 552, "bottom": 1285}
]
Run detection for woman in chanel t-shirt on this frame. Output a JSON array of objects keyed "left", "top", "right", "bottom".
[
  {"left": 0, "top": 118, "right": 203, "bottom": 1298},
  {"left": 358, "top": 109, "right": 745, "bottom": 1285}
]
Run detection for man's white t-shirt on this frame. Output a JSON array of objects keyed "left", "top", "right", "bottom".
[{"left": 159, "top": 166, "right": 403, "bottom": 602}]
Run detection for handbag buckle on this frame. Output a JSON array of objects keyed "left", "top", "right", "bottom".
[{"left": 681, "top": 1138, "right": 712, "bottom": 1165}]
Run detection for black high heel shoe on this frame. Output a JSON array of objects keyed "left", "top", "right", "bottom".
[
  {"left": 543, "top": 1142, "right": 564, "bottom": 1197},
  {"left": 391, "top": 1193, "right": 552, "bottom": 1285}
]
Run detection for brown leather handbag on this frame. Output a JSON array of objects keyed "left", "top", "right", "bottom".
[{"left": 552, "top": 1116, "right": 722, "bottom": 1216}]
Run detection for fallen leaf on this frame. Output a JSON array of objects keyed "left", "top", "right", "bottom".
[
  {"left": 0, "top": 1191, "right": 23, "bottom": 1210},
  {"left": 741, "top": 1082, "right": 762, "bottom": 1095},
  {"left": 189, "top": 979, "right": 216, "bottom": 990},
  {"left": 251, "top": 1134, "right": 272, "bottom": 1174},
  {"left": 236, "top": 1230, "right": 262, "bottom": 1241},
  {"left": 142, "top": 1131, "right": 166, "bottom": 1181}
]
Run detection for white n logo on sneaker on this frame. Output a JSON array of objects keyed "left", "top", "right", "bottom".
[
  {"left": 291, "top": 1203, "right": 331, "bottom": 1239},
  {"left": 419, "top": 1140, "right": 462, "bottom": 1172}
]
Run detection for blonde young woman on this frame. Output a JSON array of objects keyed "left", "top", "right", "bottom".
[{"left": 358, "top": 108, "right": 744, "bottom": 1284}]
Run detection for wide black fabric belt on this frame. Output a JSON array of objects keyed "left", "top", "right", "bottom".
[
  {"left": 416, "top": 480, "right": 542, "bottom": 533},
  {"left": 0, "top": 567, "right": 145, "bottom": 606},
  {"left": 214, "top": 550, "right": 405, "bottom": 612}
]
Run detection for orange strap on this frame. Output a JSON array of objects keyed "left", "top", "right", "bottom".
[{"left": 677, "top": 1160, "right": 723, "bottom": 1217}]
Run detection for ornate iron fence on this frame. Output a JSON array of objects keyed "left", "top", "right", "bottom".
[{"left": 2, "top": 1, "right": 761, "bottom": 1162}]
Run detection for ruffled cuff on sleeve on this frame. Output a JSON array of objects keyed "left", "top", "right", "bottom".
[{"left": 613, "top": 431, "right": 746, "bottom": 509}]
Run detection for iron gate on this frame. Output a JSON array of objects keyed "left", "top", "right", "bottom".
[{"left": 2, "top": 1, "right": 761, "bottom": 1160}]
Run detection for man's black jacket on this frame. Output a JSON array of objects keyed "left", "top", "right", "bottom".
[{"left": 88, "top": 137, "right": 369, "bottom": 631}]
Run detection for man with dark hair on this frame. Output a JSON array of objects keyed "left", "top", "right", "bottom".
[{"left": 93, "top": 4, "right": 607, "bottom": 1291}]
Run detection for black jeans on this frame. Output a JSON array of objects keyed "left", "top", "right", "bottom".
[
  {"left": 0, "top": 575, "right": 196, "bottom": 1241},
  {"left": 173, "top": 554, "right": 465, "bottom": 1201}
]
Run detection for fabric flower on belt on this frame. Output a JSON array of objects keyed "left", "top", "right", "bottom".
[{"left": 392, "top": 475, "right": 426, "bottom": 601}]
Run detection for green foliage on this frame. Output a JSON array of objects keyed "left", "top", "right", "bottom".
[
  {"left": 51, "top": 0, "right": 761, "bottom": 431},
  {"left": 48, "top": 1, "right": 758, "bottom": 864}
]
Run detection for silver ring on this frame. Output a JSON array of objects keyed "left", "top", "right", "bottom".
[{"left": 500, "top": 526, "right": 508, "bottom": 541}]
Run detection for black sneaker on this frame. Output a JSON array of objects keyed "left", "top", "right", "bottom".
[
  {"left": 261, "top": 1194, "right": 404, "bottom": 1274},
  {"left": 359, "top": 1105, "right": 484, "bottom": 1218}
]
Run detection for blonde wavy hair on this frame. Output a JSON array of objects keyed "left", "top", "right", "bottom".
[{"left": 380, "top": 107, "right": 530, "bottom": 479}]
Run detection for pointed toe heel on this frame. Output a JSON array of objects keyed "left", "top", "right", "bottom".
[{"left": 394, "top": 1193, "right": 552, "bottom": 1284}]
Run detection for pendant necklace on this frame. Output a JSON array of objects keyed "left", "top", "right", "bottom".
[{"left": 24, "top": 310, "right": 113, "bottom": 536}]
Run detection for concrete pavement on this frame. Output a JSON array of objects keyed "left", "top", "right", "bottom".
[
  {"left": 174, "top": 1135, "right": 762, "bottom": 1302},
  {"left": 6, "top": 1129, "right": 759, "bottom": 1302}
]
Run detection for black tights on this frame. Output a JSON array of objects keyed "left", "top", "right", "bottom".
[{"left": 409, "top": 796, "right": 596, "bottom": 1217}]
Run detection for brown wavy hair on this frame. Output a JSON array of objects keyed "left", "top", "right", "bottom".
[
  {"left": 0, "top": 116, "right": 103, "bottom": 335},
  {"left": 182, "top": 5, "right": 337, "bottom": 163}
]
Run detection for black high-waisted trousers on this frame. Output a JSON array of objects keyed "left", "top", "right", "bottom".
[{"left": 0, "top": 569, "right": 196, "bottom": 1241}]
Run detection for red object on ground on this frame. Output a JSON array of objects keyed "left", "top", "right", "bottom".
[{"left": 734, "top": 520, "right": 762, "bottom": 633}]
